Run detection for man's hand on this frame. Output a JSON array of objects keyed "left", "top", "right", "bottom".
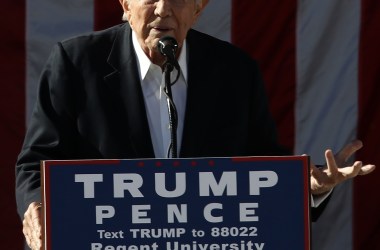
[
  {"left": 310, "top": 140, "right": 375, "bottom": 195},
  {"left": 23, "top": 202, "right": 43, "bottom": 250}
]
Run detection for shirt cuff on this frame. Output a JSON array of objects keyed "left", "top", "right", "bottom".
[{"left": 310, "top": 189, "right": 333, "bottom": 208}]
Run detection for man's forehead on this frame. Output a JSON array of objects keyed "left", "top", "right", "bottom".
[{"left": 126, "top": 0, "right": 207, "bottom": 5}]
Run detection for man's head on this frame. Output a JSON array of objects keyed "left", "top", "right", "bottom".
[{"left": 119, "top": 0, "right": 207, "bottom": 65}]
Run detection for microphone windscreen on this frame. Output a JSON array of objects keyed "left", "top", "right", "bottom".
[{"left": 158, "top": 36, "right": 178, "bottom": 58}]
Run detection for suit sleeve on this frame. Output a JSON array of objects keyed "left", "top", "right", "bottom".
[
  {"left": 15, "top": 43, "right": 82, "bottom": 217},
  {"left": 247, "top": 61, "right": 290, "bottom": 156}
]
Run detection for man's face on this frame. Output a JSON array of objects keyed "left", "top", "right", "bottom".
[{"left": 120, "top": 0, "right": 202, "bottom": 63}]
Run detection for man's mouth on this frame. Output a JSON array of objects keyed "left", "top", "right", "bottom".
[{"left": 153, "top": 27, "right": 172, "bottom": 32}]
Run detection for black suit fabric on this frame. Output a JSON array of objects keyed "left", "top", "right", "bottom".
[{"left": 16, "top": 23, "right": 286, "bottom": 217}]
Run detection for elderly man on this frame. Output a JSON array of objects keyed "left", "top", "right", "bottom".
[{"left": 17, "top": 0, "right": 375, "bottom": 249}]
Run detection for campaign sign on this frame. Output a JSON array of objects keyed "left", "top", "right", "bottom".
[{"left": 41, "top": 156, "right": 310, "bottom": 250}]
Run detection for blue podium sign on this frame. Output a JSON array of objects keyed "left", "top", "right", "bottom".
[{"left": 42, "top": 156, "right": 310, "bottom": 250}]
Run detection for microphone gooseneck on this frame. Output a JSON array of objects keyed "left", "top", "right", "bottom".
[{"left": 157, "top": 36, "right": 180, "bottom": 158}]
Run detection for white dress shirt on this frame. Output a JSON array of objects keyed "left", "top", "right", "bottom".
[
  {"left": 132, "top": 32, "right": 187, "bottom": 158},
  {"left": 131, "top": 32, "right": 328, "bottom": 207}
]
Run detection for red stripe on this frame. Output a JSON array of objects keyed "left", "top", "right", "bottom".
[
  {"left": 304, "top": 156, "right": 311, "bottom": 250},
  {"left": 232, "top": 156, "right": 304, "bottom": 162},
  {"left": 231, "top": 0, "right": 297, "bottom": 152},
  {"left": 94, "top": 0, "right": 122, "bottom": 31},
  {"left": 0, "top": 0, "right": 26, "bottom": 249},
  {"left": 43, "top": 162, "right": 52, "bottom": 250},
  {"left": 355, "top": 0, "right": 380, "bottom": 249}
]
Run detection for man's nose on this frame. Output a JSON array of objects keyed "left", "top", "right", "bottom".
[{"left": 154, "top": 0, "right": 173, "bottom": 17}]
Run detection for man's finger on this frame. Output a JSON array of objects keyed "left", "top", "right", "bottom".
[
  {"left": 23, "top": 202, "right": 43, "bottom": 250},
  {"left": 325, "top": 149, "right": 339, "bottom": 175},
  {"left": 31, "top": 204, "right": 42, "bottom": 250},
  {"left": 31, "top": 203, "right": 42, "bottom": 228},
  {"left": 346, "top": 161, "right": 363, "bottom": 178},
  {"left": 359, "top": 164, "right": 376, "bottom": 175},
  {"left": 22, "top": 220, "right": 32, "bottom": 247},
  {"left": 23, "top": 209, "right": 35, "bottom": 248},
  {"left": 336, "top": 140, "right": 363, "bottom": 162},
  {"left": 310, "top": 164, "right": 322, "bottom": 178}
]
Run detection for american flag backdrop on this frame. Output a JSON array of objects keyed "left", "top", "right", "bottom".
[{"left": 1, "top": 0, "right": 379, "bottom": 249}]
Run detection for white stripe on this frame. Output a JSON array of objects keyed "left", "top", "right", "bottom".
[
  {"left": 296, "top": 0, "right": 360, "bottom": 249},
  {"left": 26, "top": 0, "right": 94, "bottom": 123},
  {"left": 193, "top": 0, "right": 232, "bottom": 42}
]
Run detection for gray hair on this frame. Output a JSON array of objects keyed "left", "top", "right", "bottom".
[{"left": 122, "top": 0, "right": 203, "bottom": 21}]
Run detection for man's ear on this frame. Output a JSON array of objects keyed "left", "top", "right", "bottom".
[
  {"left": 199, "top": 0, "right": 209, "bottom": 12},
  {"left": 194, "top": 0, "right": 209, "bottom": 18},
  {"left": 119, "top": 0, "right": 130, "bottom": 21},
  {"left": 119, "top": 0, "right": 129, "bottom": 13}
]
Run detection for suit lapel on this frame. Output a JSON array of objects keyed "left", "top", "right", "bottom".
[
  {"left": 180, "top": 30, "right": 219, "bottom": 157},
  {"left": 102, "top": 26, "right": 218, "bottom": 158},
  {"left": 104, "top": 24, "right": 155, "bottom": 158}
]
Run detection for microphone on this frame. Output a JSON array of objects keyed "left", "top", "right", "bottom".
[
  {"left": 157, "top": 36, "right": 180, "bottom": 158},
  {"left": 157, "top": 36, "right": 180, "bottom": 72}
]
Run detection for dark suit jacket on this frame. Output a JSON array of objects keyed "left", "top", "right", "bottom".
[{"left": 16, "top": 23, "right": 292, "bottom": 218}]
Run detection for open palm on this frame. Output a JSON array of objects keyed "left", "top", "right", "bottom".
[{"left": 310, "top": 140, "right": 375, "bottom": 195}]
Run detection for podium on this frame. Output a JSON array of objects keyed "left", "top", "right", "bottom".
[{"left": 42, "top": 156, "right": 310, "bottom": 250}]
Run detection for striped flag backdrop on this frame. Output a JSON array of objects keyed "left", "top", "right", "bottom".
[{"left": 1, "top": 0, "right": 379, "bottom": 249}]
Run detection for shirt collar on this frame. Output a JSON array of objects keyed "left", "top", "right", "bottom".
[{"left": 132, "top": 31, "right": 188, "bottom": 82}]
